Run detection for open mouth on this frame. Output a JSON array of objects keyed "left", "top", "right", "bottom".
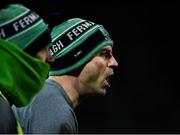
[{"left": 105, "top": 74, "right": 114, "bottom": 88}]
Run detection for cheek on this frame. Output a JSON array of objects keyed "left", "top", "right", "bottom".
[
  {"left": 93, "top": 59, "right": 107, "bottom": 75},
  {"left": 81, "top": 64, "right": 99, "bottom": 80},
  {"left": 80, "top": 59, "right": 107, "bottom": 82}
]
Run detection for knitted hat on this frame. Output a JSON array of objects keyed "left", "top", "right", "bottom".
[
  {"left": 0, "top": 4, "right": 51, "bottom": 56},
  {"left": 49, "top": 18, "right": 113, "bottom": 75}
]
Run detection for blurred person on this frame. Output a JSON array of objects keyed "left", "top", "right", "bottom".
[{"left": 0, "top": 3, "right": 54, "bottom": 133}]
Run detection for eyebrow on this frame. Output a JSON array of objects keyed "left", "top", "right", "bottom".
[{"left": 100, "top": 48, "right": 111, "bottom": 53}]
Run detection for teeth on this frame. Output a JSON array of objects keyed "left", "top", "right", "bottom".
[
  {"left": 107, "top": 82, "right": 110, "bottom": 88},
  {"left": 106, "top": 78, "right": 110, "bottom": 88}
]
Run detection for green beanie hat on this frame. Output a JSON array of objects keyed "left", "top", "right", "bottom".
[
  {"left": 49, "top": 18, "right": 113, "bottom": 75},
  {"left": 0, "top": 4, "right": 51, "bottom": 56}
]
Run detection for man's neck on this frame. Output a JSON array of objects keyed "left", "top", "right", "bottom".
[{"left": 48, "top": 75, "right": 81, "bottom": 108}]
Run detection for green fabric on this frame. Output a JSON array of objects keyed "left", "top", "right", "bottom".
[{"left": 0, "top": 40, "right": 49, "bottom": 107}]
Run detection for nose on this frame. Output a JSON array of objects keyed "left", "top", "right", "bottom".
[
  {"left": 36, "top": 48, "right": 55, "bottom": 64},
  {"left": 46, "top": 49, "right": 55, "bottom": 64},
  {"left": 108, "top": 56, "right": 118, "bottom": 68}
]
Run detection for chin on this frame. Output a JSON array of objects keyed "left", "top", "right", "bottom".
[
  {"left": 91, "top": 86, "right": 107, "bottom": 95},
  {"left": 101, "top": 91, "right": 107, "bottom": 95},
  {"left": 98, "top": 88, "right": 107, "bottom": 95}
]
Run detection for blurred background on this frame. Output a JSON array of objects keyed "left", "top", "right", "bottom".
[{"left": 1, "top": 0, "right": 178, "bottom": 133}]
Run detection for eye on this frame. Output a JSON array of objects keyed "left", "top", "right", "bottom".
[{"left": 99, "top": 49, "right": 111, "bottom": 59}]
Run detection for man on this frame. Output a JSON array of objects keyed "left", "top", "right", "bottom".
[
  {"left": 0, "top": 4, "right": 54, "bottom": 133},
  {"left": 13, "top": 18, "right": 118, "bottom": 133}
]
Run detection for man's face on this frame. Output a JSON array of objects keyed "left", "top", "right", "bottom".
[{"left": 78, "top": 45, "right": 118, "bottom": 95}]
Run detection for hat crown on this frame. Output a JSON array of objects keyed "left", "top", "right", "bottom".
[{"left": 0, "top": 4, "right": 51, "bottom": 55}]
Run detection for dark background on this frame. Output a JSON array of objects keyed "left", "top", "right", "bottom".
[{"left": 2, "top": 0, "right": 178, "bottom": 133}]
